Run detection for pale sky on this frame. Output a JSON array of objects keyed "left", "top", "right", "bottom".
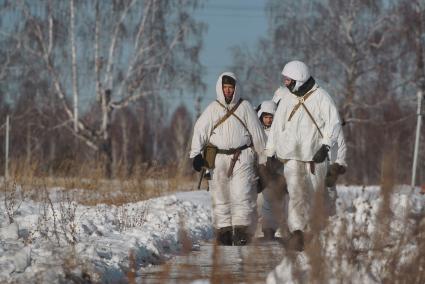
[{"left": 165, "top": 0, "right": 268, "bottom": 115}]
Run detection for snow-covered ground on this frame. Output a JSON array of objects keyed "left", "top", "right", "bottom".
[
  {"left": 0, "top": 188, "right": 213, "bottom": 283},
  {"left": 1, "top": 184, "right": 424, "bottom": 283},
  {"left": 267, "top": 185, "right": 425, "bottom": 283}
]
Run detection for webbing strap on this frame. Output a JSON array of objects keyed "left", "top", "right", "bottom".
[
  {"left": 288, "top": 87, "right": 318, "bottom": 121},
  {"left": 216, "top": 144, "right": 250, "bottom": 155},
  {"left": 203, "top": 99, "right": 244, "bottom": 155},
  {"left": 211, "top": 99, "right": 243, "bottom": 134},
  {"left": 215, "top": 99, "right": 254, "bottom": 146},
  {"left": 301, "top": 103, "right": 324, "bottom": 138},
  {"left": 287, "top": 86, "right": 323, "bottom": 138}
]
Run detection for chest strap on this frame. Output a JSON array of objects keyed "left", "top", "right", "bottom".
[
  {"left": 211, "top": 99, "right": 244, "bottom": 133},
  {"left": 287, "top": 86, "right": 324, "bottom": 138},
  {"left": 288, "top": 87, "right": 318, "bottom": 121}
]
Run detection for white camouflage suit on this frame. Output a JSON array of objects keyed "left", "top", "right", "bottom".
[
  {"left": 272, "top": 86, "right": 286, "bottom": 105},
  {"left": 190, "top": 72, "right": 267, "bottom": 231},
  {"left": 273, "top": 86, "right": 347, "bottom": 218},
  {"left": 256, "top": 101, "right": 286, "bottom": 232},
  {"left": 266, "top": 62, "right": 341, "bottom": 233}
]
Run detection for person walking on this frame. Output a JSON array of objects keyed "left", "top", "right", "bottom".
[
  {"left": 256, "top": 101, "right": 288, "bottom": 240},
  {"left": 266, "top": 60, "right": 342, "bottom": 251},
  {"left": 190, "top": 72, "right": 267, "bottom": 246}
]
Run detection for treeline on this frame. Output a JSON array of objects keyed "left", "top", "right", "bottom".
[
  {"left": 0, "top": 93, "right": 194, "bottom": 178},
  {"left": 0, "top": 0, "right": 423, "bottom": 185},
  {"left": 230, "top": 0, "right": 425, "bottom": 185}
]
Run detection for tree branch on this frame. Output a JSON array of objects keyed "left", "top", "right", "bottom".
[{"left": 103, "top": 0, "right": 137, "bottom": 89}]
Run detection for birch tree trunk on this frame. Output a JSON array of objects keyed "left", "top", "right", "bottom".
[
  {"left": 100, "top": 89, "right": 113, "bottom": 178},
  {"left": 120, "top": 112, "right": 130, "bottom": 177},
  {"left": 49, "top": 136, "right": 56, "bottom": 177},
  {"left": 25, "top": 124, "right": 31, "bottom": 169},
  {"left": 70, "top": 0, "right": 79, "bottom": 133}
]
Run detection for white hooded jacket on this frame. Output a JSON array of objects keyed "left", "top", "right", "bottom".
[
  {"left": 257, "top": 100, "right": 277, "bottom": 119},
  {"left": 272, "top": 86, "right": 289, "bottom": 105},
  {"left": 257, "top": 100, "right": 277, "bottom": 139},
  {"left": 190, "top": 72, "right": 267, "bottom": 164},
  {"left": 329, "top": 127, "right": 347, "bottom": 167},
  {"left": 266, "top": 80, "right": 341, "bottom": 161}
]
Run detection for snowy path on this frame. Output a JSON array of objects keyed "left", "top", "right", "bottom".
[{"left": 139, "top": 240, "right": 285, "bottom": 283}]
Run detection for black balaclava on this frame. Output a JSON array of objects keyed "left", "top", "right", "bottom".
[{"left": 292, "top": 77, "right": 315, "bottom": 97}]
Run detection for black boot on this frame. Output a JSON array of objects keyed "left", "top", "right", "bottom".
[
  {"left": 262, "top": 228, "right": 276, "bottom": 241},
  {"left": 233, "top": 226, "right": 250, "bottom": 246},
  {"left": 287, "top": 230, "right": 304, "bottom": 251},
  {"left": 215, "top": 226, "right": 233, "bottom": 246}
]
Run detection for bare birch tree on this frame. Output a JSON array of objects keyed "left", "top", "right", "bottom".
[
  {"left": 168, "top": 105, "right": 193, "bottom": 175},
  {"left": 397, "top": 0, "right": 425, "bottom": 184},
  {"left": 0, "top": 0, "right": 206, "bottom": 177}
]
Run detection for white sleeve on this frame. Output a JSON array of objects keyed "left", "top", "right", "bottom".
[
  {"left": 272, "top": 87, "right": 286, "bottom": 104},
  {"left": 189, "top": 105, "right": 214, "bottom": 158},
  {"left": 336, "top": 128, "right": 347, "bottom": 167},
  {"left": 244, "top": 102, "right": 267, "bottom": 164},
  {"left": 319, "top": 93, "right": 341, "bottom": 147}
]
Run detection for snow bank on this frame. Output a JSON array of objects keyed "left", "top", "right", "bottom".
[
  {"left": 0, "top": 189, "right": 213, "bottom": 283},
  {"left": 267, "top": 185, "right": 425, "bottom": 283}
]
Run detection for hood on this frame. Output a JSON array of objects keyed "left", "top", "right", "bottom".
[
  {"left": 281, "top": 60, "right": 310, "bottom": 92},
  {"left": 216, "top": 72, "right": 241, "bottom": 107},
  {"left": 257, "top": 100, "right": 277, "bottom": 118}
]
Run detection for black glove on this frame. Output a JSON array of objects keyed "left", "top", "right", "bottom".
[
  {"left": 259, "top": 161, "right": 286, "bottom": 192},
  {"left": 336, "top": 163, "right": 346, "bottom": 175},
  {"left": 257, "top": 177, "right": 264, "bottom": 193},
  {"left": 192, "top": 154, "right": 205, "bottom": 172},
  {"left": 325, "top": 163, "right": 346, "bottom": 187},
  {"left": 266, "top": 156, "right": 282, "bottom": 172},
  {"left": 312, "top": 144, "right": 330, "bottom": 163}
]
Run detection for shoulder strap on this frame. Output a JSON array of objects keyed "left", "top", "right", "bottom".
[
  {"left": 212, "top": 99, "right": 244, "bottom": 132},
  {"left": 301, "top": 103, "right": 323, "bottom": 138},
  {"left": 215, "top": 99, "right": 253, "bottom": 145},
  {"left": 203, "top": 99, "right": 245, "bottom": 152},
  {"left": 287, "top": 86, "right": 323, "bottom": 137},
  {"left": 288, "top": 87, "right": 318, "bottom": 121}
]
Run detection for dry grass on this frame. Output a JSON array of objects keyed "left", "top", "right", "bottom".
[
  {"left": 2, "top": 159, "right": 197, "bottom": 207},
  {"left": 127, "top": 250, "right": 137, "bottom": 284},
  {"left": 293, "top": 149, "right": 425, "bottom": 283}
]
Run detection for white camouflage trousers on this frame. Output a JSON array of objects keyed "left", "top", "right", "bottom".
[
  {"left": 284, "top": 159, "right": 328, "bottom": 232},
  {"left": 209, "top": 148, "right": 258, "bottom": 233}
]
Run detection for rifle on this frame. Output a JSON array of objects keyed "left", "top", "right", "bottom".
[{"left": 197, "top": 168, "right": 206, "bottom": 190}]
